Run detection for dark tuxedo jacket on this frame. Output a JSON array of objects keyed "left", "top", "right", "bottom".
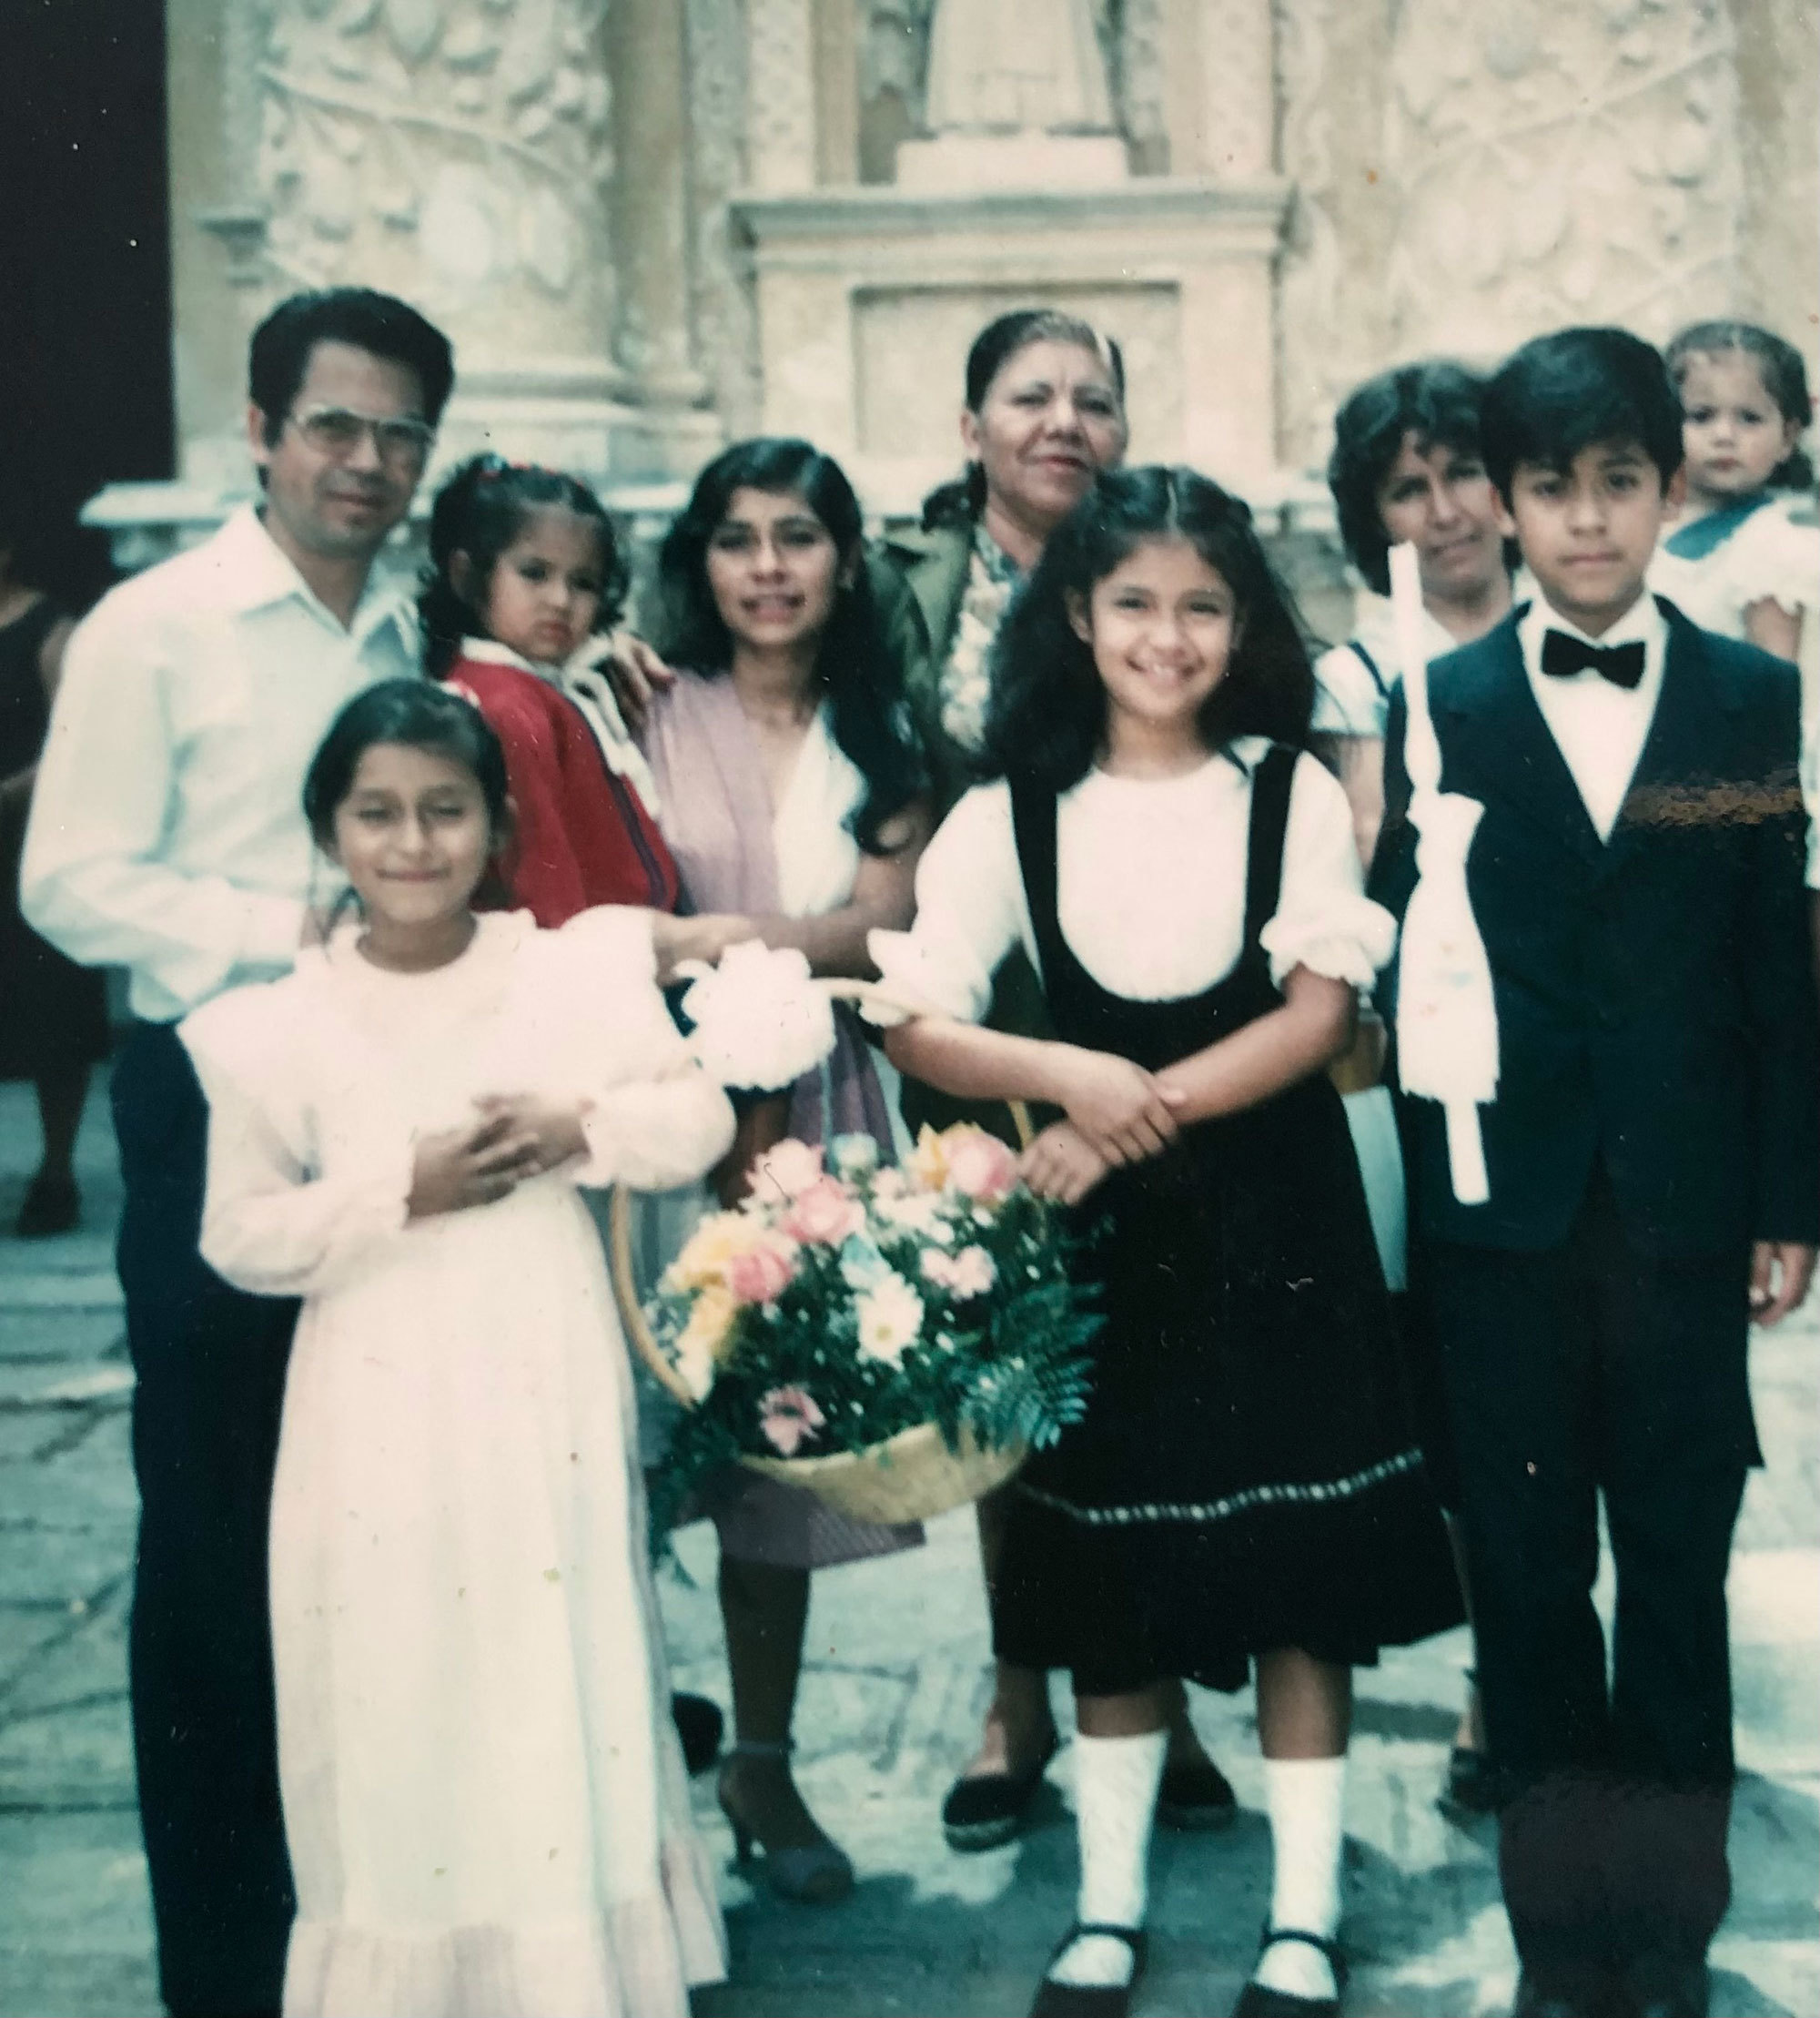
[{"left": 1370, "top": 598, "right": 1819, "bottom": 1259}]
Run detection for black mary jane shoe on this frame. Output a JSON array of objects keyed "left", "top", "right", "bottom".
[
  {"left": 672, "top": 1691, "right": 723, "bottom": 1777},
  {"left": 1231, "top": 1927, "right": 1347, "bottom": 2018},
  {"left": 1029, "top": 1922, "right": 1148, "bottom": 2018},
  {"left": 1156, "top": 1752, "right": 1238, "bottom": 1830},
  {"left": 942, "top": 1727, "right": 1061, "bottom": 1851}
]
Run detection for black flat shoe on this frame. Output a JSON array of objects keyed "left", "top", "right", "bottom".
[
  {"left": 16, "top": 1171, "right": 79, "bottom": 1238},
  {"left": 672, "top": 1691, "right": 723, "bottom": 1776},
  {"left": 1156, "top": 1752, "right": 1238, "bottom": 1830},
  {"left": 942, "top": 1728, "right": 1061, "bottom": 1851},
  {"left": 1029, "top": 1923, "right": 1148, "bottom": 2018},
  {"left": 1232, "top": 1927, "right": 1346, "bottom": 2018}
]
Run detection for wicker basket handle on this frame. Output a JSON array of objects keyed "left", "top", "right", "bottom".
[{"left": 610, "top": 973, "right": 1033, "bottom": 1406}]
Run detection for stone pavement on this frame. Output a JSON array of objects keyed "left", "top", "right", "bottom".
[{"left": 2, "top": 1071, "right": 1815, "bottom": 2018}]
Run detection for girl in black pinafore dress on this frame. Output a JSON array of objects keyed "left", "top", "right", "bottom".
[{"left": 882, "top": 468, "right": 1461, "bottom": 2018}]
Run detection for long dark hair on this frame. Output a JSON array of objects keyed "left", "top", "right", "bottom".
[
  {"left": 920, "top": 309, "right": 1127, "bottom": 531},
  {"left": 419, "top": 454, "right": 627, "bottom": 678},
  {"left": 1665, "top": 319, "right": 1816, "bottom": 492},
  {"left": 653, "top": 438, "right": 924, "bottom": 854},
  {"left": 983, "top": 466, "right": 1316, "bottom": 792}
]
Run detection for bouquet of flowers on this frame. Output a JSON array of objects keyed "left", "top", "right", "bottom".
[{"left": 642, "top": 1122, "right": 1099, "bottom": 1528}]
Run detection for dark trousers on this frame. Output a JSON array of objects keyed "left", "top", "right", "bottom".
[
  {"left": 1426, "top": 1174, "right": 1754, "bottom": 2004},
  {"left": 113, "top": 1022, "right": 298, "bottom": 2017}
]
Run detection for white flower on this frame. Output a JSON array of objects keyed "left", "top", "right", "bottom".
[
  {"left": 830, "top": 1133, "right": 880, "bottom": 1181},
  {"left": 873, "top": 1189, "right": 953, "bottom": 1243},
  {"left": 949, "top": 1245, "right": 996, "bottom": 1298},
  {"left": 855, "top": 1272, "right": 925, "bottom": 1366},
  {"left": 679, "top": 940, "right": 836, "bottom": 1090},
  {"left": 672, "top": 1325, "right": 716, "bottom": 1403}
]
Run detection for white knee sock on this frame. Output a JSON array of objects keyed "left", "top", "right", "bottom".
[
  {"left": 1048, "top": 1728, "right": 1168, "bottom": 1990},
  {"left": 1254, "top": 1754, "right": 1347, "bottom": 2000}
]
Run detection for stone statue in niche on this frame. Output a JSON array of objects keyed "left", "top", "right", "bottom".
[{"left": 923, "top": 0, "right": 1116, "bottom": 134}]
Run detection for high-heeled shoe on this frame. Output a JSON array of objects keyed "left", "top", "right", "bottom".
[{"left": 717, "top": 1739, "right": 854, "bottom": 1904}]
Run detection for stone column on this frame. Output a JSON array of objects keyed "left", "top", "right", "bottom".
[
  {"left": 604, "top": 0, "right": 717, "bottom": 476},
  {"left": 1190, "top": 0, "right": 1275, "bottom": 177},
  {"left": 747, "top": 0, "right": 820, "bottom": 196}
]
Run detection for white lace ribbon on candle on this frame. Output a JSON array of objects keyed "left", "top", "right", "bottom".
[{"left": 1388, "top": 543, "right": 1499, "bottom": 1204}]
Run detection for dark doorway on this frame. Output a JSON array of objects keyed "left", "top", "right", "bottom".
[{"left": 0, "top": 0, "right": 173, "bottom": 607}]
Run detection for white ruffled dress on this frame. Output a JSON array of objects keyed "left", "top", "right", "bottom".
[{"left": 180, "top": 908, "right": 735, "bottom": 2018}]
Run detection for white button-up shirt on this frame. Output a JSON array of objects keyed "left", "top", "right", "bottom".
[
  {"left": 1519, "top": 591, "right": 1668, "bottom": 842},
  {"left": 21, "top": 505, "right": 419, "bottom": 1021}
]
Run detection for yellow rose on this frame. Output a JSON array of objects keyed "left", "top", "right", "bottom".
[
  {"left": 673, "top": 1283, "right": 740, "bottom": 1397},
  {"left": 905, "top": 1124, "right": 950, "bottom": 1193},
  {"left": 667, "top": 1212, "right": 765, "bottom": 1292}
]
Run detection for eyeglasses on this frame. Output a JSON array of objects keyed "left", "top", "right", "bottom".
[{"left": 288, "top": 405, "right": 436, "bottom": 466}]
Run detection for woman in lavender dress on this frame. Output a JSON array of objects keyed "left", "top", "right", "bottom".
[{"left": 641, "top": 439, "right": 931, "bottom": 1901}]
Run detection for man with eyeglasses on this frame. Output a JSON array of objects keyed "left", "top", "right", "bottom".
[{"left": 22, "top": 287, "right": 452, "bottom": 2018}]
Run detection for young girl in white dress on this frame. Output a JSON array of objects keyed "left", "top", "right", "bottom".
[
  {"left": 1649, "top": 320, "right": 1818, "bottom": 658},
  {"left": 179, "top": 680, "right": 736, "bottom": 2018},
  {"left": 1648, "top": 320, "right": 1820, "bottom": 925},
  {"left": 878, "top": 468, "right": 1461, "bottom": 2018}
]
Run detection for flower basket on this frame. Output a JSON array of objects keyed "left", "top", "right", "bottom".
[{"left": 611, "top": 982, "right": 1098, "bottom": 1527}]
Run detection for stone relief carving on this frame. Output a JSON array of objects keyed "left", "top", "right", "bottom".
[
  {"left": 1383, "top": 0, "right": 1742, "bottom": 361},
  {"left": 255, "top": 0, "right": 615, "bottom": 342},
  {"left": 1275, "top": 0, "right": 1743, "bottom": 474}
]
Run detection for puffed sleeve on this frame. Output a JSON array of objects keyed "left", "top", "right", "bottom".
[
  {"left": 181, "top": 983, "right": 416, "bottom": 1297},
  {"left": 1259, "top": 753, "right": 1400, "bottom": 988},
  {"left": 1312, "top": 641, "right": 1391, "bottom": 738},
  {"left": 1729, "top": 507, "right": 1820, "bottom": 619},
  {"left": 867, "top": 782, "right": 1031, "bottom": 1022},
  {"left": 545, "top": 908, "right": 737, "bottom": 1192}
]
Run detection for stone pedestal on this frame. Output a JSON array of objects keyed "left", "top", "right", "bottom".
[{"left": 732, "top": 177, "right": 1289, "bottom": 516}]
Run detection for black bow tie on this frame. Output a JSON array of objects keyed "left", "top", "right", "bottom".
[{"left": 1540, "top": 629, "right": 1646, "bottom": 689}]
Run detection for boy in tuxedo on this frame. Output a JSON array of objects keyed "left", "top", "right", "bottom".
[{"left": 1371, "top": 327, "right": 1818, "bottom": 2018}]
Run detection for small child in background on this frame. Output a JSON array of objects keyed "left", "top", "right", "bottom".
[
  {"left": 1650, "top": 320, "right": 1820, "bottom": 948},
  {"left": 1650, "top": 320, "right": 1818, "bottom": 660},
  {"left": 420, "top": 454, "right": 679, "bottom": 925}
]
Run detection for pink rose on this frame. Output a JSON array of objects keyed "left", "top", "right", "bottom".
[
  {"left": 944, "top": 1128, "right": 1019, "bottom": 1203},
  {"left": 781, "top": 1176, "right": 866, "bottom": 1247},
  {"left": 749, "top": 1139, "right": 824, "bottom": 1203},
  {"left": 726, "top": 1237, "right": 798, "bottom": 1306},
  {"left": 758, "top": 1385, "right": 825, "bottom": 1457}
]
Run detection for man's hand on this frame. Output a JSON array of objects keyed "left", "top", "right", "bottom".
[
  {"left": 599, "top": 631, "right": 675, "bottom": 732},
  {"left": 1749, "top": 1241, "right": 1816, "bottom": 1327},
  {"left": 1017, "top": 1121, "right": 1111, "bottom": 1206}
]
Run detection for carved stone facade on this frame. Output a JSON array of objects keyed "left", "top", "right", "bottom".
[{"left": 110, "top": 1, "right": 1818, "bottom": 563}]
